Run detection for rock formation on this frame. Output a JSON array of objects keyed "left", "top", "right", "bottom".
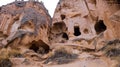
[
  {"left": 51, "top": 0, "right": 120, "bottom": 67},
  {"left": 0, "top": 0, "right": 51, "bottom": 52},
  {"left": 53, "top": 0, "right": 120, "bottom": 38},
  {"left": 0, "top": 0, "right": 120, "bottom": 67},
  {"left": 52, "top": 0, "right": 120, "bottom": 49}
]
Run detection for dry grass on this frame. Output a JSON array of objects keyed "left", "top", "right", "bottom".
[
  {"left": 100, "top": 39, "right": 120, "bottom": 67},
  {"left": 44, "top": 46, "right": 78, "bottom": 64},
  {"left": 0, "top": 48, "right": 23, "bottom": 59},
  {"left": 0, "top": 47, "right": 22, "bottom": 67}
]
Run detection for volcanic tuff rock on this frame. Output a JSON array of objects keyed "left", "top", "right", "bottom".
[
  {"left": 0, "top": 0, "right": 51, "bottom": 51},
  {"left": 51, "top": 0, "right": 120, "bottom": 49},
  {"left": 50, "top": 0, "right": 120, "bottom": 67},
  {"left": 52, "top": 0, "right": 120, "bottom": 43},
  {"left": 0, "top": 0, "right": 120, "bottom": 67}
]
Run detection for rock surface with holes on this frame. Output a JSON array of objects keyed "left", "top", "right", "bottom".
[
  {"left": 0, "top": 1, "right": 51, "bottom": 51},
  {"left": 0, "top": 0, "right": 120, "bottom": 67},
  {"left": 50, "top": 0, "right": 120, "bottom": 67},
  {"left": 51, "top": 0, "right": 100, "bottom": 47},
  {"left": 52, "top": 0, "right": 120, "bottom": 49}
]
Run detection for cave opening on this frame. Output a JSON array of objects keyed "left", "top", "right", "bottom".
[
  {"left": 74, "top": 26, "right": 81, "bottom": 36},
  {"left": 95, "top": 20, "right": 107, "bottom": 34},
  {"left": 52, "top": 21, "right": 67, "bottom": 33},
  {"left": 29, "top": 40, "right": 50, "bottom": 54},
  {"left": 29, "top": 44, "right": 39, "bottom": 53},
  {"left": 62, "top": 32, "right": 69, "bottom": 40},
  {"left": 60, "top": 14, "right": 66, "bottom": 20},
  {"left": 38, "top": 40, "right": 50, "bottom": 54}
]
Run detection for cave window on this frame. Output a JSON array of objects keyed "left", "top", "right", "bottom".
[
  {"left": 62, "top": 32, "right": 69, "bottom": 40},
  {"left": 60, "top": 14, "right": 66, "bottom": 20},
  {"left": 74, "top": 26, "right": 81, "bottom": 36},
  {"left": 95, "top": 20, "right": 107, "bottom": 34},
  {"left": 53, "top": 21, "right": 67, "bottom": 33},
  {"left": 29, "top": 44, "right": 39, "bottom": 53}
]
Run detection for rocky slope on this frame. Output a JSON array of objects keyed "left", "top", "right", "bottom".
[
  {"left": 0, "top": 0, "right": 51, "bottom": 52},
  {"left": 0, "top": 0, "right": 120, "bottom": 67}
]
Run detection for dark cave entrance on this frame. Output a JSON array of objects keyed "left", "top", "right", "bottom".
[
  {"left": 29, "top": 44, "right": 39, "bottom": 53},
  {"left": 60, "top": 14, "right": 66, "bottom": 20},
  {"left": 62, "top": 32, "right": 69, "bottom": 40},
  {"left": 52, "top": 21, "right": 67, "bottom": 33},
  {"left": 94, "top": 20, "right": 107, "bottom": 34},
  {"left": 29, "top": 40, "right": 50, "bottom": 54},
  {"left": 74, "top": 26, "right": 81, "bottom": 36}
]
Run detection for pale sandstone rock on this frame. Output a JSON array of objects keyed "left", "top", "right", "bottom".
[
  {"left": 52, "top": 0, "right": 120, "bottom": 50},
  {"left": 50, "top": 0, "right": 120, "bottom": 67},
  {"left": 0, "top": 0, "right": 120, "bottom": 67},
  {"left": 0, "top": 1, "right": 51, "bottom": 51}
]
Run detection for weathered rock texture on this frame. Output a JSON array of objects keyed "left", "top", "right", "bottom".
[
  {"left": 0, "top": 0, "right": 120, "bottom": 67},
  {"left": 51, "top": 0, "right": 120, "bottom": 67},
  {"left": 0, "top": 1, "right": 51, "bottom": 51},
  {"left": 52, "top": 0, "right": 120, "bottom": 49}
]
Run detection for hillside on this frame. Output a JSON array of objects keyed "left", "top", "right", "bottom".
[{"left": 0, "top": 0, "right": 120, "bottom": 67}]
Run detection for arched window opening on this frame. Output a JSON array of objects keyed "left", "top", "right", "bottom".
[
  {"left": 62, "top": 32, "right": 69, "bottom": 40},
  {"left": 95, "top": 20, "right": 107, "bottom": 34},
  {"left": 74, "top": 26, "right": 81, "bottom": 36}
]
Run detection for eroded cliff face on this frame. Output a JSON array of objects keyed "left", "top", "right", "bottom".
[
  {"left": 53, "top": 0, "right": 120, "bottom": 43},
  {"left": 0, "top": 0, "right": 120, "bottom": 67},
  {"left": 0, "top": 1, "right": 51, "bottom": 51},
  {"left": 51, "top": 0, "right": 120, "bottom": 67},
  {"left": 52, "top": 0, "right": 120, "bottom": 49}
]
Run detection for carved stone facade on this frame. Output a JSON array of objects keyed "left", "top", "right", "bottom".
[{"left": 51, "top": 0, "right": 120, "bottom": 49}]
